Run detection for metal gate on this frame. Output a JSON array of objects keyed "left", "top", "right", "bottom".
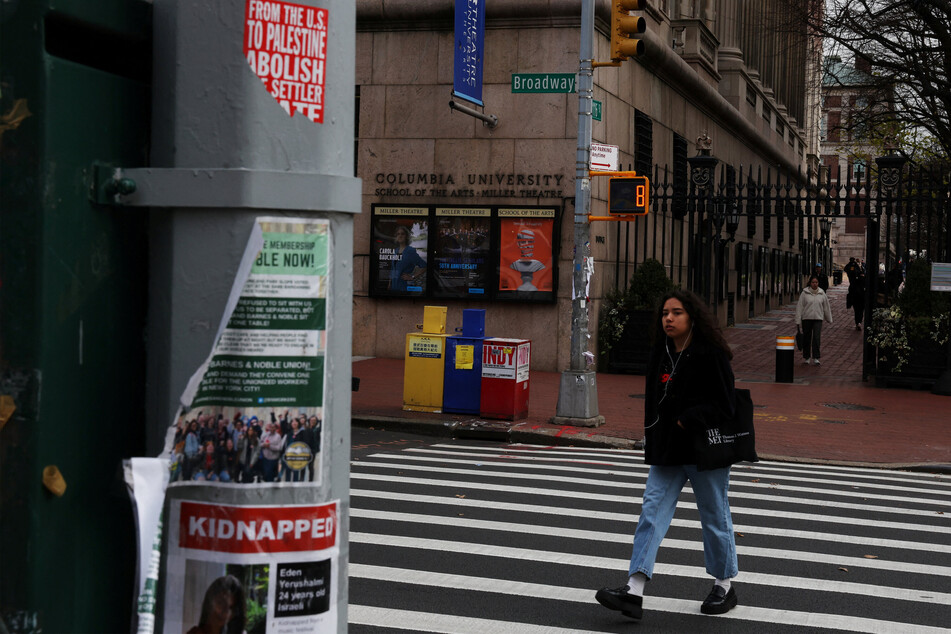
[{"left": 609, "top": 148, "right": 951, "bottom": 380}]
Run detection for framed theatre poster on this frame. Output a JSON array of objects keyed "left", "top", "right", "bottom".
[
  {"left": 369, "top": 206, "right": 430, "bottom": 297},
  {"left": 431, "top": 207, "right": 493, "bottom": 299},
  {"left": 497, "top": 207, "right": 556, "bottom": 302}
]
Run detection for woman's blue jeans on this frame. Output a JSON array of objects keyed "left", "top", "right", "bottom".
[{"left": 628, "top": 464, "right": 738, "bottom": 580}]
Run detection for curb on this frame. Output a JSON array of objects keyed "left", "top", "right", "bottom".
[
  {"left": 352, "top": 415, "right": 951, "bottom": 474},
  {"left": 352, "top": 414, "right": 640, "bottom": 449}
]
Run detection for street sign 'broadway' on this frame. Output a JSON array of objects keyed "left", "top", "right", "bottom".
[{"left": 511, "top": 73, "right": 576, "bottom": 93}]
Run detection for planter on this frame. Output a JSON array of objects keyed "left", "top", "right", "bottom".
[
  {"left": 606, "top": 310, "right": 655, "bottom": 375},
  {"left": 874, "top": 341, "right": 950, "bottom": 389}
]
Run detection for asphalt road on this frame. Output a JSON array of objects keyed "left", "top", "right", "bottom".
[{"left": 348, "top": 428, "right": 951, "bottom": 633}]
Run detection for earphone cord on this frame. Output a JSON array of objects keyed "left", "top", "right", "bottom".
[{"left": 644, "top": 328, "right": 693, "bottom": 430}]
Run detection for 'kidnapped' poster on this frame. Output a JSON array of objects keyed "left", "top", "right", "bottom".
[{"left": 164, "top": 499, "right": 339, "bottom": 634}]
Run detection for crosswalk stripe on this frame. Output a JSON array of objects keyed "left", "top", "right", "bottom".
[
  {"left": 351, "top": 531, "right": 951, "bottom": 578},
  {"left": 351, "top": 469, "right": 951, "bottom": 532},
  {"left": 387, "top": 450, "right": 951, "bottom": 503},
  {"left": 350, "top": 564, "right": 951, "bottom": 634},
  {"left": 351, "top": 503, "right": 951, "bottom": 556},
  {"left": 425, "top": 444, "right": 951, "bottom": 491},
  {"left": 348, "top": 605, "right": 608, "bottom": 634}
]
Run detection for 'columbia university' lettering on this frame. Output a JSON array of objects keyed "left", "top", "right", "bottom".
[{"left": 511, "top": 73, "right": 577, "bottom": 93}]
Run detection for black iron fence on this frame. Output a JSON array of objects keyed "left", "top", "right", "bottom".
[{"left": 608, "top": 151, "right": 951, "bottom": 377}]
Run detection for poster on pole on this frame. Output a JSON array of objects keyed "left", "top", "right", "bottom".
[
  {"left": 126, "top": 217, "right": 335, "bottom": 633},
  {"left": 162, "top": 499, "right": 339, "bottom": 634},
  {"left": 497, "top": 208, "right": 555, "bottom": 299},
  {"left": 432, "top": 207, "right": 492, "bottom": 298},
  {"left": 172, "top": 217, "right": 330, "bottom": 486},
  {"left": 244, "top": 0, "right": 330, "bottom": 124}
]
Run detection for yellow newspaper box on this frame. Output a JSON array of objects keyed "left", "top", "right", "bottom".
[
  {"left": 403, "top": 306, "right": 449, "bottom": 412},
  {"left": 421, "top": 305, "right": 447, "bottom": 334}
]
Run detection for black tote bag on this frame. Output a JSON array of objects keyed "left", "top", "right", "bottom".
[{"left": 694, "top": 388, "right": 759, "bottom": 471}]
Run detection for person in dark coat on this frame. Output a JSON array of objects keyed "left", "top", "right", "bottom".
[
  {"left": 596, "top": 289, "right": 739, "bottom": 620},
  {"left": 812, "top": 263, "right": 829, "bottom": 291},
  {"left": 843, "top": 257, "right": 861, "bottom": 282},
  {"left": 847, "top": 272, "right": 866, "bottom": 330}
]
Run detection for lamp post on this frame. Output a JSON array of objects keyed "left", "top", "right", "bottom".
[
  {"left": 819, "top": 217, "right": 831, "bottom": 268},
  {"left": 713, "top": 208, "right": 740, "bottom": 244},
  {"left": 712, "top": 199, "right": 739, "bottom": 303},
  {"left": 687, "top": 133, "right": 719, "bottom": 301}
]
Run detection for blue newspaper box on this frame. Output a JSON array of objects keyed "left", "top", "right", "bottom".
[{"left": 443, "top": 310, "right": 486, "bottom": 414}]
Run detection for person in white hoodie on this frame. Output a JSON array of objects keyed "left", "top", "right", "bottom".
[{"left": 795, "top": 274, "right": 833, "bottom": 365}]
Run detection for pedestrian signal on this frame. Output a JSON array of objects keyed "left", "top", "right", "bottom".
[{"left": 609, "top": 175, "right": 650, "bottom": 215}]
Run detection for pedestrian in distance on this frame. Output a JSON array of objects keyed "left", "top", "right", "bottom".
[
  {"left": 811, "top": 262, "right": 830, "bottom": 292},
  {"left": 596, "top": 289, "right": 740, "bottom": 620},
  {"left": 795, "top": 274, "right": 833, "bottom": 365},
  {"left": 843, "top": 257, "right": 861, "bottom": 283},
  {"left": 846, "top": 272, "right": 866, "bottom": 330}
]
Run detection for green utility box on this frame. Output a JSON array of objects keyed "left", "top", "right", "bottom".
[{"left": 0, "top": 2, "right": 152, "bottom": 631}]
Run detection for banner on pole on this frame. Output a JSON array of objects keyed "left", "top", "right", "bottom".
[{"left": 453, "top": 0, "right": 486, "bottom": 106}]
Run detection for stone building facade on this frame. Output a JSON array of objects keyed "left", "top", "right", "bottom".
[
  {"left": 820, "top": 55, "right": 878, "bottom": 267},
  {"left": 354, "top": 0, "right": 821, "bottom": 371}
]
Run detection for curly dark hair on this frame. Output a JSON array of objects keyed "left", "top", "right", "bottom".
[{"left": 652, "top": 289, "right": 733, "bottom": 360}]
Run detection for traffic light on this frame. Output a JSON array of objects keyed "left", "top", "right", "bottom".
[
  {"left": 609, "top": 175, "right": 650, "bottom": 215},
  {"left": 610, "top": 0, "right": 646, "bottom": 62}
]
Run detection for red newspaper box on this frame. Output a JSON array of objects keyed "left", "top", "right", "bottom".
[{"left": 480, "top": 338, "right": 530, "bottom": 420}]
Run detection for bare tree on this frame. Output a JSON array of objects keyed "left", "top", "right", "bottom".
[{"left": 782, "top": 0, "right": 951, "bottom": 162}]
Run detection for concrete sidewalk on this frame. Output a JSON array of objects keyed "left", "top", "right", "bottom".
[{"left": 352, "top": 280, "right": 951, "bottom": 471}]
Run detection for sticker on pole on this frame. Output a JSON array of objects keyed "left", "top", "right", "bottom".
[{"left": 244, "top": 0, "right": 329, "bottom": 124}]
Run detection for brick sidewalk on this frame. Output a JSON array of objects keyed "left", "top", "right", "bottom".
[{"left": 727, "top": 281, "right": 863, "bottom": 385}]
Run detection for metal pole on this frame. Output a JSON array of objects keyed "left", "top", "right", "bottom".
[{"left": 554, "top": 0, "right": 603, "bottom": 427}]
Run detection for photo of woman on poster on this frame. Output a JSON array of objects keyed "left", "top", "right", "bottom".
[
  {"left": 389, "top": 225, "right": 427, "bottom": 292},
  {"left": 499, "top": 217, "right": 554, "bottom": 294},
  {"left": 186, "top": 574, "right": 246, "bottom": 634}
]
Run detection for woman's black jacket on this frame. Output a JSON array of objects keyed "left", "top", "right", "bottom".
[{"left": 643, "top": 338, "right": 736, "bottom": 466}]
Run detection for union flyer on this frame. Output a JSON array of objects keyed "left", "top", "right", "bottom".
[{"left": 170, "top": 217, "right": 329, "bottom": 488}]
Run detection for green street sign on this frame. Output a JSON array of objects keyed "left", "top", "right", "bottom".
[
  {"left": 511, "top": 73, "right": 576, "bottom": 93},
  {"left": 593, "top": 100, "right": 602, "bottom": 121}
]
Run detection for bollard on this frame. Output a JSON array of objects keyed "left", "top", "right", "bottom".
[{"left": 776, "top": 335, "right": 796, "bottom": 383}]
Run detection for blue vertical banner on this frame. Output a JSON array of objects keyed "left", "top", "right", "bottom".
[{"left": 453, "top": 0, "right": 486, "bottom": 106}]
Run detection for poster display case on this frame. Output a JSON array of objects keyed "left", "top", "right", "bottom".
[{"left": 369, "top": 204, "right": 559, "bottom": 303}]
